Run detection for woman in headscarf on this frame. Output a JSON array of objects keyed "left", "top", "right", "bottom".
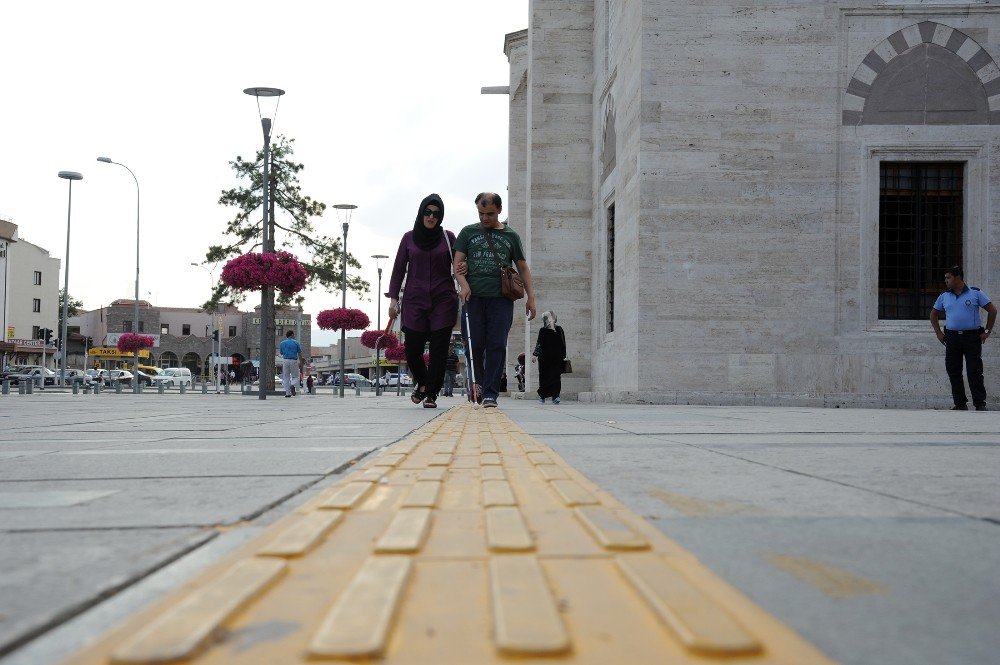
[
  {"left": 532, "top": 310, "right": 567, "bottom": 404},
  {"left": 387, "top": 194, "right": 458, "bottom": 408}
]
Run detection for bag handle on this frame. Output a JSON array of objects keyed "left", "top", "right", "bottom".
[{"left": 558, "top": 326, "right": 568, "bottom": 360}]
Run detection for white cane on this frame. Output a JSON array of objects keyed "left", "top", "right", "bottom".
[{"left": 442, "top": 230, "right": 479, "bottom": 406}]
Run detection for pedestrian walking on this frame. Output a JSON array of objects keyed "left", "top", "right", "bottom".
[
  {"left": 306, "top": 374, "right": 315, "bottom": 394},
  {"left": 532, "top": 310, "right": 567, "bottom": 404},
  {"left": 454, "top": 192, "right": 536, "bottom": 408},
  {"left": 387, "top": 193, "right": 459, "bottom": 409},
  {"left": 278, "top": 330, "right": 302, "bottom": 398},
  {"left": 930, "top": 265, "right": 997, "bottom": 410},
  {"left": 443, "top": 347, "right": 458, "bottom": 397}
]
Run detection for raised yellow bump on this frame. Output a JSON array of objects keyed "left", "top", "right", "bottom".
[
  {"left": 402, "top": 481, "right": 441, "bottom": 508},
  {"left": 481, "top": 466, "right": 506, "bottom": 481},
  {"left": 355, "top": 468, "right": 387, "bottom": 483},
  {"left": 318, "top": 481, "right": 375, "bottom": 510},
  {"left": 549, "top": 479, "right": 599, "bottom": 506},
  {"left": 429, "top": 453, "right": 452, "bottom": 466},
  {"left": 617, "top": 555, "right": 762, "bottom": 656},
  {"left": 308, "top": 556, "right": 412, "bottom": 659},
  {"left": 372, "top": 453, "right": 406, "bottom": 468},
  {"left": 256, "top": 511, "right": 344, "bottom": 558},
  {"left": 537, "top": 464, "right": 569, "bottom": 481},
  {"left": 375, "top": 508, "right": 434, "bottom": 553},
  {"left": 485, "top": 507, "right": 534, "bottom": 552},
  {"left": 574, "top": 505, "right": 650, "bottom": 550},
  {"left": 482, "top": 479, "right": 517, "bottom": 507},
  {"left": 489, "top": 555, "right": 570, "bottom": 655},
  {"left": 110, "top": 558, "right": 286, "bottom": 664},
  {"left": 481, "top": 452, "right": 502, "bottom": 466},
  {"left": 527, "top": 452, "right": 553, "bottom": 465},
  {"left": 418, "top": 467, "right": 447, "bottom": 481}
]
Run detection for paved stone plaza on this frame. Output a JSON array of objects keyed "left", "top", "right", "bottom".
[{"left": 0, "top": 392, "right": 997, "bottom": 664}]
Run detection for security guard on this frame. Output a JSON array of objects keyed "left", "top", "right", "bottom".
[{"left": 930, "top": 266, "right": 998, "bottom": 410}]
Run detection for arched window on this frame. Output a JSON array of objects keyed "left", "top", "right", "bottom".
[
  {"left": 159, "top": 351, "right": 178, "bottom": 368},
  {"left": 181, "top": 352, "right": 201, "bottom": 378}
]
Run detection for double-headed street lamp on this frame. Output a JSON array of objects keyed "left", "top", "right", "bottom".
[
  {"left": 97, "top": 157, "right": 141, "bottom": 392},
  {"left": 371, "top": 254, "right": 388, "bottom": 395},
  {"left": 334, "top": 204, "right": 357, "bottom": 398},
  {"left": 244, "top": 86, "right": 284, "bottom": 399},
  {"left": 57, "top": 171, "right": 82, "bottom": 387}
]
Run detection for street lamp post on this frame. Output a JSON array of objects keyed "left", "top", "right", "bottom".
[
  {"left": 57, "top": 171, "right": 83, "bottom": 387},
  {"left": 334, "top": 204, "right": 357, "bottom": 398},
  {"left": 371, "top": 254, "right": 388, "bottom": 395},
  {"left": 191, "top": 262, "right": 218, "bottom": 389},
  {"left": 244, "top": 86, "right": 285, "bottom": 400},
  {"left": 97, "top": 157, "right": 140, "bottom": 392}
]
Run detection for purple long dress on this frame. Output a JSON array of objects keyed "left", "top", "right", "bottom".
[{"left": 387, "top": 230, "right": 458, "bottom": 332}]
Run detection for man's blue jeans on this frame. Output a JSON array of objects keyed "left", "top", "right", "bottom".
[{"left": 466, "top": 296, "right": 513, "bottom": 401}]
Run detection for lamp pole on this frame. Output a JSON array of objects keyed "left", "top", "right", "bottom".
[
  {"left": 57, "top": 171, "right": 83, "bottom": 387},
  {"left": 333, "top": 204, "right": 357, "bottom": 398},
  {"left": 191, "top": 262, "right": 217, "bottom": 387},
  {"left": 371, "top": 254, "right": 388, "bottom": 395},
  {"left": 97, "top": 157, "right": 140, "bottom": 392},
  {"left": 243, "top": 87, "right": 285, "bottom": 399}
]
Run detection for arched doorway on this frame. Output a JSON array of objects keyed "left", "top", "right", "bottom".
[
  {"left": 181, "top": 352, "right": 201, "bottom": 379},
  {"left": 159, "top": 351, "right": 178, "bottom": 368}
]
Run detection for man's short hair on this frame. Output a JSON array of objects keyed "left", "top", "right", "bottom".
[
  {"left": 946, "top": 266, "right": 964, "bottom": 279},
  {"left": 285, "top": 330, "right": 295, "bottom": 338},
  {"left": 475, "top": 192, "right": 502, "bottom": 208}
]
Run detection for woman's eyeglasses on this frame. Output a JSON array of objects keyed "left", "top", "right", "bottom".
[{"left": 423, "top": 209, "right": 442, "bottom": 219}]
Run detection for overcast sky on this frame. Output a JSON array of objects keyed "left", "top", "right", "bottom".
[{"left": 2, "top": 1, "right": 527, "bottom": 347}]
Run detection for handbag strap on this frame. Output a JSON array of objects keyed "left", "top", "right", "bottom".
[
  {"left": 558, "top": 326, "right": 567, "bottom": 359},
  {"left": 483, "top": 230, "right": 510, "bottom": 270}
]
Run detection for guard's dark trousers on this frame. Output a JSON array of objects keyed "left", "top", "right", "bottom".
[{"left": 945, "top": 330, "right": 986, "bottom": 408}]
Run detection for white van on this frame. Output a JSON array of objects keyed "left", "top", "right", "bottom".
[{"left": 151, "top": 367, "right": 192, "bottom": 387}]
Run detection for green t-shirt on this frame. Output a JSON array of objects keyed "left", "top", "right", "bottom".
[{"left": 454, "top": 223, "right": 526, "bottom": 298}]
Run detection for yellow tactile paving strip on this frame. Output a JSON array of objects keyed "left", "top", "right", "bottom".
[{"left": 67, "top": 404, "right": 834, "bottom": 665}]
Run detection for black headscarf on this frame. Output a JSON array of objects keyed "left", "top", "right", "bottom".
[{"left": 412, "top": 193, "right": 446, "bottom": 251}]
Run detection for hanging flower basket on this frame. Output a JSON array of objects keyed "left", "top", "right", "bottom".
[
  {"left": 360, "top": 329, "right": 399, "bottom": 350},
  {"left": 220, "top": 251, "right": 308, "bottom": 296},
  {"left": 384, "top": 344, "right": 407, "bottom": 362},
  {"left": 117, "top": 333, "right": 155, "bottom": 354},
  {"left": 317, "top": 308, "right": 370, "bottom": 331}
]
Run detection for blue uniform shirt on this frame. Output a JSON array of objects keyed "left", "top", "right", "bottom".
[
  {"left": 279, "top": 338, "right": 302, "bottom": 359},
  {"left": 932, "top": 286, "right": 992, "bottom": 331}
]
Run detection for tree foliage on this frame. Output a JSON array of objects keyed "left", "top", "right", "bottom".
[
  {"left": 58, "top": 289, "right": 83, "bottom": 332},
  {"left": 202, "top": 136, "right": 369, "bottom": 309}
]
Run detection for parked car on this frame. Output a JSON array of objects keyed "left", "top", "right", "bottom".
[
  {"left": 135, "top": 369, "right": 160, "bottom": 386},
  {"left": 151, "top": 367, "right": 192, "bottom": 387},
  {"left": 62, "top": 369, "right": 93, "bottom": 385},
  {"left": 334, "top": 372, "right": 370, "bottom": 388},
  {"left": 377, "top": 372, "right": 412, "bottom": 388},
  {"left": 7, "top": 366, "right": 56, "bottom": 386},
  {"left": 95, "top": 369, "right": 134, "bottom": 387}
]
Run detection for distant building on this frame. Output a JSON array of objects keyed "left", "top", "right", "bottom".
[
  {"left": 68, "top": 301, "right": 311, "bottom": 377},
  {"left": 0, "top": 219, "right": 60, "bottom": 368}
]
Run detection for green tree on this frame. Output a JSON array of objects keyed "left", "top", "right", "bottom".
[
  {"left": 58, "top": 289, "right": 83, "bottom": 334},
  {"left": 201, "top": 135, "right": 369, "bottom": 310}
]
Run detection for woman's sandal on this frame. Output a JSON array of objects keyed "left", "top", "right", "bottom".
[{"left": 410, "top": 386, "right": 426, "bottom": 404}]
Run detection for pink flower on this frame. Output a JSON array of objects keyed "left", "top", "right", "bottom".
[
  {"left": 360, "top": 329, "right": 399, "bottom": 349},
  {"left": 117, "top": 333, "right": 155, "bottom": 353},
  {"left": 220, "top": 251, "right": 307, "bottom": 296},
  {"left": 316, "top": 308, "right": 370, "bottom": 331},
  {"left": 384, "top": 344, "right": 407, "bottom": 362}
]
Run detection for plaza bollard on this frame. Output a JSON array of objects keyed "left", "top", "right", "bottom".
[
  {"left": 1, "top": 379, "right": 8, "bottom": 395},
  {"left": 224, "top": 383, "right": 230, "bottom": 394},
  {"left": 180, "top": 382, "right": 186, "bottom": 394},
  {"left": 94, "top": 381, "right": 101, "bottom": 394},
  {"left": 72, "top": 382, "right": 79, "bottom": 395},
  {"left": 158, "top": 382, "right": 165, "bottom": 394},
  {"left": 83, "top": 384, "right": 91, "bottom": 394},
  {"left": 18, "top": 382, "right": 26, "bottom": 395},
  {"left": 201, "top": 381, "right": 208, "bottom": 394},
  {"left": 115, "top": 380, "right": 122, "bottom": 394},
  {"left": 26, "top": 381, "right": 33, "bottom": 395}
]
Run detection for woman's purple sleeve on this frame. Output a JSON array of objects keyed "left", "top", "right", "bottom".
[{"left": 386, "top": 234, "right": 410, "bottom": 299}]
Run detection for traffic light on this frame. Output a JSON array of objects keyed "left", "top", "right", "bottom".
[
  {"left": 211, "top": 330, "right": 219, "bottom": 341},
  {"left": 45, "top": 329, "right": 53, "bottom": 345}
]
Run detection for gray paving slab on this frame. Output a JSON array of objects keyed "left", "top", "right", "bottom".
[
  {"left": 501, "top": 400, "right": 1000, "bottom": 665},
  {"left": 0, "top": 393, "right": 441, "bottom": 659}
]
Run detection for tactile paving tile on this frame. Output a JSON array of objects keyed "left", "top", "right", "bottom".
[{"left": 67, "top": 405, "right": 834, "bottom": 665}]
